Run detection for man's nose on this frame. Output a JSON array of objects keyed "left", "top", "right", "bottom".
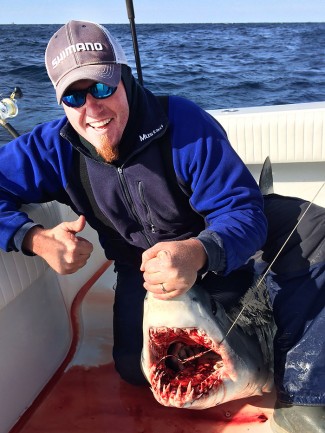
[{"left": 84, "top": 93, "right": 104, "bottom": 112}]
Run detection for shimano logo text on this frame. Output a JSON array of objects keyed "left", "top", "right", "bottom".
[{"left": 52, "top": 42, "right": 103, "bottom": 69}]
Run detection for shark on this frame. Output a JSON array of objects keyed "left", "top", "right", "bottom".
[
  {"left": 141, "top": 279, "right": 275, "bottom": 409},
  {"left": 141, "top": 158, "right": 276, "bottom": 409}
]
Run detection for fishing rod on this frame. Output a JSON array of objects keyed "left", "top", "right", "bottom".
[
  {"left": 125, "top": 0, "right": 144, "bottom": 85},
  {"left": 0, "top": 87, "right": 22, "bottom": 138}
]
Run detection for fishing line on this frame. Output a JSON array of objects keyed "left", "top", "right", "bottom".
[
  {"left": 220, "top": 181, "right": 325, "bottom": 344},
  {"left": 158, "top": 348, "right": 212, "bottom": 367},
  {"left": 156, "top": 182, "right": 325, "bottom": 363}
]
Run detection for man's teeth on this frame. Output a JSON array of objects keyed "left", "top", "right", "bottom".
[{"left": 89, "top": 119, "right": 111, "bottom": 128}]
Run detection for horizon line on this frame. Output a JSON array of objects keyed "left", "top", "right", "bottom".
[{"left": 1, "top": 20, "right": 324, "bottom": 25}]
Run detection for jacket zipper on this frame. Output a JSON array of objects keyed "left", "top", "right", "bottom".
[
  {"left": 138, "top": 181, "right": 156, "bottom": 233},
  {"left": 117, "top": 167, "right": 153, "bottom": 247}
]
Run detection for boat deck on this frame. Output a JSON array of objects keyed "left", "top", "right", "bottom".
[{"left": 10, "top": 263, "right": 276, "bottom": 433}]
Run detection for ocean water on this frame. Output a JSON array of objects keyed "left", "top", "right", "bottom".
[{"left": 0, "top": 22, "right": 324, "bottom": 143}]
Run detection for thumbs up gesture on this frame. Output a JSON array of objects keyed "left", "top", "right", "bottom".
[{"left": 22, "top": 215, "right": 94, "bottom": 274}]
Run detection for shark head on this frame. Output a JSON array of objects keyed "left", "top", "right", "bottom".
[{"left": 141, "top": 284, "right": 273, "bottom": 409}]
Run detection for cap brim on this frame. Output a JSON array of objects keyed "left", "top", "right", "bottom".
[{"left": 56, "top": 63, "right": 121, "bottom": 104}]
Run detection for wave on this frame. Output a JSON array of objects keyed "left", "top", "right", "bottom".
[{"left": 0, "top": 22, "right": 324, "bottom": 137}]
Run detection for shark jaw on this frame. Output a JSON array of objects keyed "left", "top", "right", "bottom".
[
  {"left": 142, "top": 285, "right": 273, "bottom": 410},
  {"left": 146, "top": 326, "right": 226, "bottom": 408}
]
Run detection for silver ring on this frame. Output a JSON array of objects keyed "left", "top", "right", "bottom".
[{"left": 160, "top": 282, "right": 167, "bottom": 293}]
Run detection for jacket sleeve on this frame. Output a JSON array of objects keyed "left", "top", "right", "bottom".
[
  {"left": 169, "top": 96, "right": 267, "bottom": 275},
  {"left": 0, "top": 118, "right": 72, "bottom": 252}
]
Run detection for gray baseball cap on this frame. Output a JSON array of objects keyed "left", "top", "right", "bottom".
[{"left": 45, "top": 20, "right": 128, "bottom": 103}]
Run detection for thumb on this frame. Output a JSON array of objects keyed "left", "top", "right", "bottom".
[
  {"left": 140, "top": 244, "right": 160, "bottom": 271},
  {"left": 64, "top": 215, "right": 86, "bottom": 234},
  {"left": 140, "top": 245, "right": 170, "bottom": 271},
  {"left": 157, "top": 249, "right": 169, "bottom": 261}
]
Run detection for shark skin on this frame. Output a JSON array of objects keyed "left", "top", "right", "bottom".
[{"left": 141, "top": 284, "right": 274, "bottom": 410}]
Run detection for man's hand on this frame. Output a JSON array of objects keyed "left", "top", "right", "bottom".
[
  {"left": 140, "top": 238, "right": 207, "bottom": 299},
  {"left": 22, "top": 215, "right": 94, "bottom": 274}
]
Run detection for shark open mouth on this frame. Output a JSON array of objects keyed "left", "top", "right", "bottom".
[{"left": 148, "top": 326, "right": 224, "bottom": 407}]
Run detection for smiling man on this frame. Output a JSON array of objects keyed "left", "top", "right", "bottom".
[
  {"left": 0, "top": 19, "right": 267, "bottom": 383},
  {"left": 46, "top": 22, "right": 130, "bottom": 162},
  {"left": 62, "top": 80, "right": 129, "bottom": 162}
]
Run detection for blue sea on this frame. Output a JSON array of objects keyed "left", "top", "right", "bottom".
[{"left": 0, "top": 22, "right": 325, "bottom": 144}]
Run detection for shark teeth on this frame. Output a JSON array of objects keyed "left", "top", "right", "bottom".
[
  {"left": 149, "top": 326, "right": 215, "bottom": 346},
  {"left": 152, "top": 369, "right": 223, "bottom": 408},
  {"left": 149, "top": 326, "right": 225, "bottom": 407}
]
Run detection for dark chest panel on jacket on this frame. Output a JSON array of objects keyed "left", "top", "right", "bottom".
[{"left": 66, "top": 136, "right": 205, "bottom": 264}]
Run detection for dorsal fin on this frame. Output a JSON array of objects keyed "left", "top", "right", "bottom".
[{"left": 259, "top": 156, "right": 274, "bottom": 195}]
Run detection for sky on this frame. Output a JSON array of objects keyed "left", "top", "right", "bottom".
[{"left": 0, "top": 0, "right": 324, "bottom": 24}]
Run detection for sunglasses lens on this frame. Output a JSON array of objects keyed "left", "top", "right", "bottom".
[
  {"left": 62, "top": 83, "right": 117, "bottom": 108},
  {"left": 91, "top": 83, "right": 116, "bottom": 99},
  {"left": 62, "top": 92, "right": 86, "bottom": 108}
]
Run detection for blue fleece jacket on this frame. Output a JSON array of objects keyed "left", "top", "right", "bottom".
[{"left": 0, "top": 90, "right": 267, "bottom": 274}]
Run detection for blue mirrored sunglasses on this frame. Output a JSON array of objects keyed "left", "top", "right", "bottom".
[{"left": 62, "top": 83, "right": 117, "bottom": 108}]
